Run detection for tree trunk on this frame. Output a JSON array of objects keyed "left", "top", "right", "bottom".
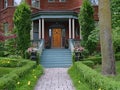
[{"left": 99, "top": 0, "right": 116, "bottom": 75}]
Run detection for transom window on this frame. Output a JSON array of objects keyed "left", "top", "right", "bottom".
[
  {"left": 48, "top": 0, "right": 55, "bottom": 2},
  {"left": 32, "top": 0, "right": 40, "bottom": 8},
  {"left": 4, "top": 0, "right": 8, "bottom": 8},
  {"left": 14, "top": 0, "right": 22, "bottom": 6},
  {"left": 90, "top": 0, "right": 98, "bottom": 5},
  {"left": 59, "top": 0, "right": 66, "bottom": 2}
]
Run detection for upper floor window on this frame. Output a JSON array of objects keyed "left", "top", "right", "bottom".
[
  {"left": 32, "top": 0, "right": 40, "bottom": 8},
  {"left": 90, "top": 0, "right": 98, "bottom": 5},
  {"left": 59, "top": 0, "right": 66, "bottom": 2},
  {"left": 14, "top": 0, "right": 22, "bottom": 6},
  {"left": 4, "top": 0, "right": 8, "bottom": 8},
  {"left": 48, "top": 0, "right": 55, "bottom": 3}
]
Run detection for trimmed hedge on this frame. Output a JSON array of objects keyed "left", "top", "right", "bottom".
[
  {"left": 0, "top": 58, "right": 26, "bottom": 67},
  {"left": 82, "top": 53, "right": 120, "bottom": 65},
  {"left": 0, "top": 60, "right": 36, "bottom": 89},
  {"left": 73, "top": 62, "right": 120, "bottom": 90}
]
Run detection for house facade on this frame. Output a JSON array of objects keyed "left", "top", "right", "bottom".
[{"left": 0, "top": 0, "right": 98, "bottom": 48}]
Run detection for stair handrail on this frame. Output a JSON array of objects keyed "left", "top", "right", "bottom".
[
  {"left": 69, "top": 39, "right": 74, "bottom": 53},
  {"left": 38, "top": 39, "right": 44, "bottom": 55}
]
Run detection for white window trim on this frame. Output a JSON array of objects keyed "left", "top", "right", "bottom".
[{"left": 32, "top": 0, "right": 40, "bottom": 8}]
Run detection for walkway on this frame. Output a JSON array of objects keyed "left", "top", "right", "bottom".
[{"left": 34, "top": 68, "right": 75, "bottom": 90}]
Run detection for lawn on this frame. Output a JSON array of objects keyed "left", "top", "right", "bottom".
[
  {"left": 0, "top": 67, "right": 16, "bottom": 77},
  {"left": 94, "top": 61, "right": 120, "bottom": 81}
]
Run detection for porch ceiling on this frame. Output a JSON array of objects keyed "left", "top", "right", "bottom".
[{"left": 31, "top": 11, "right": 78, "bottom": 21}]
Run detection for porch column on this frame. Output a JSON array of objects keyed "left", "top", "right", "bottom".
[
  {"left": 42, "top": 18, "right": 44, "bottom": 39},
  {"left": 31, "top": 21, "right": 33, "bottom": 40},
  {"left": 39, "top": 19, "right": 41, "bottom": 39},
  {"left": 72, "top": 19, "right": 75, "bottom": 39},
  {"left": 69, "top": 18, "right": 72, "bottom": 39}
]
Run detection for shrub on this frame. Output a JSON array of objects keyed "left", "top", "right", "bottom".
[
  {"left": 0, "top": 60, "right": 36, "bottom": 89},
  {"left": 73, "top": 62, "right": 120, "bottom": 90},
  {"left": 81, "top": 60, "right": 94, "bottom": 68},
  {"left": 0, "top": 58, "right": 26, "bottom": 67}
]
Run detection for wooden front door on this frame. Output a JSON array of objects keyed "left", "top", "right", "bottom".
[{"left": 52, "top": 28, "right": 62, "bottom": 48}]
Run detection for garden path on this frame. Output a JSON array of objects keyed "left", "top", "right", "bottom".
[{"left": 34, "top": 68, "right": 75, "bottom": 90}]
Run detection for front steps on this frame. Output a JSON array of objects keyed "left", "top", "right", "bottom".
[{"left": 40, "top": 49, "right": 72, "bottom": 68}]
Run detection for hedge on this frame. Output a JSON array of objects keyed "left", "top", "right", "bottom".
[
  {"left": 0, "top": 60, "right": 36, "bottom": 89},
  {"left": 82, "top": 53, "right": 120, "bottom": 65},
  {"left": 73, "top": 62, "right": 120, "bottom": 90}
]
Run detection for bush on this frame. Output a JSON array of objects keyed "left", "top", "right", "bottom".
[
  {"left": 81, "top": 60, "right": 94, "bottom": 68},
  {"left": 73, "top": 62, "right": 120, "bottom": 90},
  {"left": 0, "top": 60, "right": 36, "bottom": 89},
  {"left": 0, "top": 58, "right": 26, "bottom": 67}
]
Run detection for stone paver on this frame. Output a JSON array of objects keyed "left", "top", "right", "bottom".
[{"left": 34, "top": 68, "right": 75, "bottom": 90}]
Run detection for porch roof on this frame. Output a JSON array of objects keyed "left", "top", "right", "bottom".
[{"left": 31, "top": 11, "right": 78, "bottom": 20}]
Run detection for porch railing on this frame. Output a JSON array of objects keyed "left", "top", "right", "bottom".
[
  {"left": 38, "top": 39, "right": 44, "bottom": 55},
  {"left": 69, "top": 39, "right": 74, "bottom": 53}
]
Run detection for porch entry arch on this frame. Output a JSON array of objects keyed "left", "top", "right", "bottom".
[{"left": 49, "top": 23, "right": 66, "bottom": 48}]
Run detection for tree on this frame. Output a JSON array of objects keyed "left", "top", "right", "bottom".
[
  {"left": 78, "top": 0, "right": 95, "bottom": 54},
  {"left": 13, "top": 2, "right": 31, "bottom": 57},
  {"left": 99, "top": 0, "right": 116, "bottom": 75}
]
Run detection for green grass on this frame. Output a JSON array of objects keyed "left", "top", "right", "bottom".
[
  {"left": 0, "top": 67, "right": 16, "bottom": 77},
  {"left": 68, "top": 65, "right": 90, "bottom": 90},
  {"left": 15, "top": 65, "right": 43, "bottom": 90},
  {"left": 94, "top": 61, "right": 120, "bottom": 81}
]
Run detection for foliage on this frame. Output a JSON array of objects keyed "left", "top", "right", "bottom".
[
  {"left": 0, "top": 58, "right": 26, "bottom": 67},
  {"left": 87, "top": 27, "right": 100, "bottom": 54},
  {"left": 78, "top": 0, "right": 95, "bottom": 53},
  {"left": 111, "top": 0, "right": 120, "bottom": 29},
  {"left": 68, "top": 66, "right": 90, "bottom": 90},
  {"left": 71, "top": 62, "right": 120, "bottom": 90},
  {"left": 15, "top": 65, "right": 43, "bottom": 90},
  {"left": 13, "top": 2, "right": 32, "bottom": 57},
  {"left": 112, "top": 27, "right": 120, "bottom": 53},
  {"left": 0, "top": 58, "right": 38, "bottom": 90}
]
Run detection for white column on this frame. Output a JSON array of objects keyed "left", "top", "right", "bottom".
[
  {"left": 72, "top": 19, "right": 75, "bottom": 39},
  {"left": 39, "top": 19, "right": 41, "bottom": 39},
  {"left": 69, "top": 18, "right": 72, "bottom": 39},
  {"left": 42, "top": 18, "right": 44, "bottom": 39},
  {"left": 31, "top": 21, "right": 33, "bottom": 40}
]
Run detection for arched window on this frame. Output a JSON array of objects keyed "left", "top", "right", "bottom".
[
  {"left": 4, "top": 0, "right": 8, "bottom": 8},
  {"left": 32, "top": 0, "right": 40, "bottom": 8},
  {"left": 14, "top": 0, "right": 22, "bottom": 6}
]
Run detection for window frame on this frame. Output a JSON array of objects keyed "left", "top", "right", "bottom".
[
  {"left": 31, "top": 0, "right": 40, "bottom": 8},
  {"left": 4, "top": 0, "right": 8, "bottom": 8}
]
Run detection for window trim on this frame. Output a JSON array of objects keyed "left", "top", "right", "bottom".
[
  {"left": 31, "top": 0, "right": 40, "bottom": 8},
  {"left": 4, "top": 0, "right": 8, "bottom": 8}
]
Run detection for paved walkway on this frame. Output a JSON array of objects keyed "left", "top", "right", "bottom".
[{"left": 34, "top": 68, "right": 75, "bottom": 90}]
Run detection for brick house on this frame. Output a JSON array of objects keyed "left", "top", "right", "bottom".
[{"left": 0, "top": 0, "right": 98, "bottom": 48}]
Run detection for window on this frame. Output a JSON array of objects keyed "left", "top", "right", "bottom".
[
  {"left": 48, "top": 0, "right": 55, "bottom": 2},
  {"left": 14, "top": 0, "right": 22, "bottom": 6},
  {"left": 59, "top": 0, "right": 66, "bottom": 2},
  {"left": 4, "top": 0, "right": 8, "bottom": 8},
  {"left": 3, "top": 23, "right": 9, "bottom": 34},
  {"left": 32, "top": 0, "right": 40, "bottom": 8},
  {"left": 90, "top": 0, "right": 98, "bottom": 5}
]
